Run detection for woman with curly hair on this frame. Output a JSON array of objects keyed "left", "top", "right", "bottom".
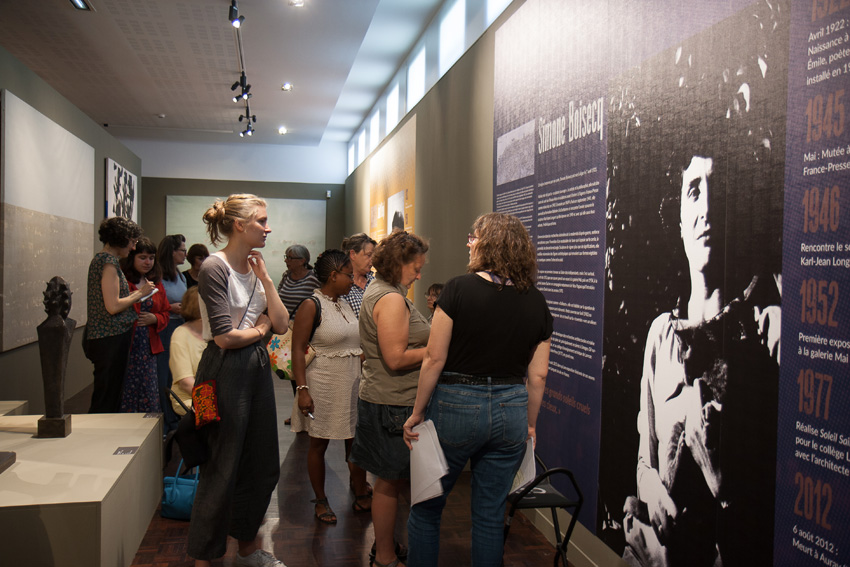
[
  {"left": 403, "top": 212, "right": 552, "bottom": 567},
  {"left": 119, "top": 236, "right": 170, "bottom": 413},
  {"left": 350, "top": 230, "right": 430, "bottom": 567},
  {"left": 85, "top": 216, "right": 154, "bottom": 413}
]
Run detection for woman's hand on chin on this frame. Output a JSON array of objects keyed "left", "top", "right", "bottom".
[{"left": 248, "top": 250, "right": 271, "bottom": 281}]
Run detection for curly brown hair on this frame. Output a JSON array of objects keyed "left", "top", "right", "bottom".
[
  {"left": 468, "top": 213, "right": 537, "bottom": 292},
  {"left": 98, "top": 216, "right": 142, "bottom": 247},
  {"left": 372, "top": 231, "right": 429, "bottom": 285}
]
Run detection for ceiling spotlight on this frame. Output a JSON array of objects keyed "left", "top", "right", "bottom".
[
  {"left": 232, "top": 84, "right": 251, "bottom": 102},
  {"left": 229, "top": 1, "right": 244, "bottom": 27},
  {"left": 239, "top": 124, "right": 255, "bottom": 137},
  {"left": 289, "top": 0, "right": 305, "bottom": 6},
  {"left": 278, "top": 126, "right": 288, "bottom": 135},
  {"left": 281, "top": 82, "right": 293, "bottom": 92}
]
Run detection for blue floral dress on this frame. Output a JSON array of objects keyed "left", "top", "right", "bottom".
[{"left": 120, "top": 294, "right": 162, "bottom": 413}]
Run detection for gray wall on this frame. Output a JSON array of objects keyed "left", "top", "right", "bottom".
[
  {"left": 0, "top": 46, "right": 142, "bottom": 413},
  {"left": 140, "top": 177, "right": 345, "bottom": 251}
]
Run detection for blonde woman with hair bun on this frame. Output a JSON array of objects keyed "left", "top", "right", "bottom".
[{"left": 187, "top": 194, "right": 290, "bottom": 567}]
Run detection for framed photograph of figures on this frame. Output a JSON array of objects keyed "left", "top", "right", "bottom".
[{"left": 106, "top": 158, "right": 138, "bottom": 222}]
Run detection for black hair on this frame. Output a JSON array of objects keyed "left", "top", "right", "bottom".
[
  {"left": 157, "top": 234, "right": 186, "bottom": 282},
  {"left": 186, "top": 243, "right": 209, "bottom": 267},
  {"left": 313, "top": 249, "right": 351, "bottom": 284},
  {"left": 121, "top": 236, "right": 161, "bottom": 284}
]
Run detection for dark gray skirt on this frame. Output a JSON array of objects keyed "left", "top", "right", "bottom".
[{"left": 350, "top": 398, "right": 413, "bottom": 480}]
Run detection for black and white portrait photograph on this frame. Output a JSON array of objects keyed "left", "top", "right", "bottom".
[{"left": 598, "top": 2, "right": 788, "bottom": 565}]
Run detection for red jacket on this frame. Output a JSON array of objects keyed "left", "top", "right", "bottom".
[{"left": 128, "top": 281, "right": 170, "bottom": 354}]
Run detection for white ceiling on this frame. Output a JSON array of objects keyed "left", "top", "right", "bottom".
[{"left": 0, "top": 0, "right": 443, "bottom": 147}]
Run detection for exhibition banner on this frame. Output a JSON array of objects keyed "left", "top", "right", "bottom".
[{"left": 493, "top": 1, "right": 849, "bottom": 565}]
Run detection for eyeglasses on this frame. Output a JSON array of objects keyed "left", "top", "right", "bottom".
[
  {"left": 285, "top": 255, "right": 302, "bottom": 261},
  {"left": 467, "top": 233, "right": 479, "bottom": 244},
  {"left": 336, "top": 271, "right": 355, "bottom": 280},
  {"left": 177, "top": 248, "right": 187, "bottom": 253}
]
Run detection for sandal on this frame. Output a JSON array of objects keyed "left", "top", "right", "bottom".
[
  {"left": 311, "top": 498, "right": 337, "bottom": 525},
  {"left": 350, "top": 479, "right": 373, "bottom": 496},
  {"left": 352, "top": 493, "right": 372, "bottom": 512},
  {"left": 369, "top": 541, "right": 408, "bottom": 563}
]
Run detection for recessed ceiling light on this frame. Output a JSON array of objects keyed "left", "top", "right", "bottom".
[
  {"left": 289, "top": 0, "right": 305, "bottom": 7},
  {"left": 281, "top": 82, "right": 293, "bottom": 92},
  {"left": 69, "top": 0, "right": 92, "bottom": 10},
  {"left": 278, "top": 126, "right": 288, "bottom": 135}
]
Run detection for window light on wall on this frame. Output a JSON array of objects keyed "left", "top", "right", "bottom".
[
  {"left": 486, "top": 0, "right": 511, "bottom": 25},
  {"left": 358, "top": 130, "right": 367, "bottom": 165},
  {"left": 386, "top": 83, "right": 400, "bottom": 134},
  {"left": 439, "top": 0, "right": 465, "bottom": 76},
  {"left": 369, "top": 111, "right": 380, "bottom": 153},
  {"left": 407, "top": 46, "right": 426, "bottom": 110},
  {"left": 348, "top": 144, "right": 355, "bottom": 175}
]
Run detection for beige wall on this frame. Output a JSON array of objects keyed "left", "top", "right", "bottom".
[
  {"left": 345, "top": 31, "right": 496, "bottom": 315},
  {"left": 0, "top": 46, "right": 141, "bottom": 413}
]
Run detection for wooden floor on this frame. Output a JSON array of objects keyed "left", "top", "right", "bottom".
[{"left": 68, "top": 379, "right": 565, "bottom": 567}]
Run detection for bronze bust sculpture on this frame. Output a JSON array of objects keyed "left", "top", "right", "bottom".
[{"left": 36, "top": 276, "right": 76, "bottom": 438}]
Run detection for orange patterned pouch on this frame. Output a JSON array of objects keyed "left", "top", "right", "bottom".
[{"left": 192, "top": 381, "right": 220, "bottom": 428}]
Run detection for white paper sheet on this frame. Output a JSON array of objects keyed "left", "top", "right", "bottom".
[
  {"left": 410, "top": 420, "right": 449, "bottom": 505},
  {"left": 510, "top": 438, "right": 536, "bottom": 494}
]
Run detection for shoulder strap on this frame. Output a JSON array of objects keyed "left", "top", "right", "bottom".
[{"left": 308, "top": 295, "right": 322, "bottom": 342}]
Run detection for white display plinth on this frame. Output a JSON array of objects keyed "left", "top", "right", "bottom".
[
  {"left": 0, "top": 413, "right": 162, "bottom": 567},
  {"left": 0, "top": 400, "right": 28, "bottom": 415}
]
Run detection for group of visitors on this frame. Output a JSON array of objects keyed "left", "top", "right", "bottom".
[
  {"left": 84, "top": 194, "right": 552, "bottom": 567},
  {"left": 84, "top": 217, "right": 210, "bottom": 422}
]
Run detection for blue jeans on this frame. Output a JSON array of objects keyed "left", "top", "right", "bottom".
[
  {"left": 156, "top": 316, "right": 183, "bottom": 432},
  {"left": 407, "top": 380, "right": 528, "bottom": 567}
]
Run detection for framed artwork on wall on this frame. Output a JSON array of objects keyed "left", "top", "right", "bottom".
[{"left": 106, "top": 158, "right": 138, "bottom": 222}]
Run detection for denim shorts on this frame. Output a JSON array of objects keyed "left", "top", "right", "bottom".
[{"left": 350, "top": 398, "right": 413, "bottom": 480}]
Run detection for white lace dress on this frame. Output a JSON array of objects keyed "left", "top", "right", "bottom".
[{"left": 290, "top": 290, "right": 363, "bottom": 439}]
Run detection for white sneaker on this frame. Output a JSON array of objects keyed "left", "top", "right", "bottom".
[{"left": 235, "top": 549, "right": 286, "bottom": 567}]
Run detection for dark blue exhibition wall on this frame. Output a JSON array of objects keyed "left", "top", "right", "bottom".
[{"left": 493, "top": 1, "right": 850, "bottom": 566}]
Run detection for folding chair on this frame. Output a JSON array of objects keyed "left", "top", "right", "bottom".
[{"left": 504, "top": 454, "right": 583, "bottom": 567}]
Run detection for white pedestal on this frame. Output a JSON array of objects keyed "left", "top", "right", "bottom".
[
  {"left": 0, "top": 413, "right": 162, "bottom": 567},
  {"left": 0, "top": 400, "right": 28, "bottom": 415}
]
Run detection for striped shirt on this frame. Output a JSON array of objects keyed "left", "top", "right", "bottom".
[{"left": 277, "top": 270, "right": 321, "bottom": 317}]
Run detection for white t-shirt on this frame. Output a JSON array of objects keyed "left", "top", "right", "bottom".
[{"left": 197, "top": 253, "right": 267, "bottom": 341}]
